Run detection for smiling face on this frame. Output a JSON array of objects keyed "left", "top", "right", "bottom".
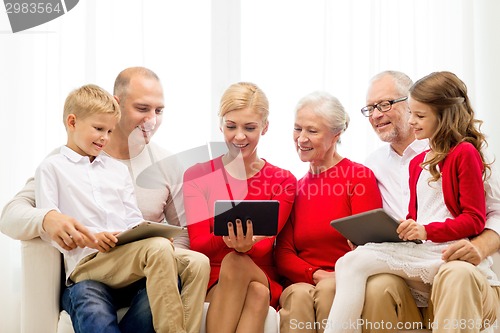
[
  {"left": 66, "top": 113, "right": 118, "bottom": 161},
  {"left": 116, "top": 75, "right": 164, "bottom": 145},
  {"left": 293, "top": 105, "right": 339, "bottom": 168},
  {"left": 408, "top": 97, "right": 439, "bottom": 141},
  {"left": 220, "top": 107, "right": 268, "bottom": 161},
  {"left": 366, "top": 75, "right": 414, "bottom": 152}
]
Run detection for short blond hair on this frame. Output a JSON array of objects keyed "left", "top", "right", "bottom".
[
  {"left": 218, "top": 82, "right": 269, "bottom": 126},
  {"left": 63, "top": 84, "right": 120, "bottom": 127}
]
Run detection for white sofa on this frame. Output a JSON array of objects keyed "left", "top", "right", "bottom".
[
  {"left": 20, "top": 237, "right": 499, "bottom": 333},
  {"left": 20, "top": 238, "right": 279, "bottom": 333}
]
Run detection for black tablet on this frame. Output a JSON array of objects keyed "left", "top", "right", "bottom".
[
  {"left": 116, "top": 221, "right": 186, "bottom": 246},
  {"left": 330, "top": 208, "right": 422, "bottom": 246},
  {"left": 213, "top": 200, "right": 279, "bottom": 236}
]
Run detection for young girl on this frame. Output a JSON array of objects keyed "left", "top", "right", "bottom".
[{"left": 324, "top": 71, "right": 499, "bottom": 333}]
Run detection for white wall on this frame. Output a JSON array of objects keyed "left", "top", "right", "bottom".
[{"left": 473, "top": 0, "right": 500, "bottom": 161}]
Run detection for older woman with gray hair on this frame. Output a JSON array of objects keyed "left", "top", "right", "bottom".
[{"left": 275, "top": 91, "right": 382, "bottom": 333}]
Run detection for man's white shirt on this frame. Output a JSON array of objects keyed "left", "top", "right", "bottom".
[{"left": 364, "top": 139, "right": 429, "bottom": 221}]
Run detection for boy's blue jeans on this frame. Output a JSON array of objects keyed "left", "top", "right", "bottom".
[
  {"left": 61, "top": 279, "right": 154, "bottom": 333},
  {"left": 61, "top": 277, "right": 183, "bottom": 333}
]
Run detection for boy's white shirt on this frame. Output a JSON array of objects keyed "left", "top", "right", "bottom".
[
  {"left": 35, "top": 145, "right": 144, "bottom": 284},
  {"left": 0, "top": 142, "right": 190, "bottom": 249}
]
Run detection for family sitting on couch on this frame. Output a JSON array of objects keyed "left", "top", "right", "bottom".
[{"left": 1, "top": 67, "right": 499, "bottom": 333}]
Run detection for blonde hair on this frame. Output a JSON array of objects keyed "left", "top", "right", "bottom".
[
  {"left": 218, "top": 82, "right": 269, "bottom": 125},
  {"left": 63, "top": 84, "right": 120, "bottom": 127},
  {"left": 410, "top": 71, "right": 489, "bottom": 181}
]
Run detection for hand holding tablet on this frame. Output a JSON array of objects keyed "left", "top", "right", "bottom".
[
  {"left": 115, "top": 221, "right": 186, "bottom": 246},
  {"left": 213, "top": 200, "right": 280, "bottom": 236},
  {"left": 330, "top": 208, "right": 423, "bottom": 246}
]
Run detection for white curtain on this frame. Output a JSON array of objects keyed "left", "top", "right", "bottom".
[
  {"left": 1, "top": 1, "right": 499, "bottom": 331},
  {"left": 238, "top": 0, "right": 500, "bottom": 176}
]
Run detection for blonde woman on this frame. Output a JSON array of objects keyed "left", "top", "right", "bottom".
[{"left": 183, "top": 82, "right": 297, "bottom": 333}]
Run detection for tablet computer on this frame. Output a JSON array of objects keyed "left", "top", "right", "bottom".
[
  {"left": 330, "top": 208, "right": 422, "bottom": 246},
  {"left": 116, "top": 221, "right": 186, "bottom": 246},
  {"left": 213, "top": 200, "right": 279, "bottom": 236}
]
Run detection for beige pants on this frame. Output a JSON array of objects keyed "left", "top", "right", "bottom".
[
  {"left": 71, "top": 237, "right": 210, "bottom": 333},
  {"left": 175, "top": 247, "right": 210, "bottom": 333},
  {"left": 279, "top": 279, "right": 336, "bottom": 333},
  {"left": 362, "top": 261, "right": 500, "bottom": 333}
]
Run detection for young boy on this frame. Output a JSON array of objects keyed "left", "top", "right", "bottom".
[{"left": 35, "top": 84, "right": 186, "bottom": 333}]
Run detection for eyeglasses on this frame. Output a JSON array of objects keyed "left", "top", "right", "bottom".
[{"left": 361, "top": 96, "right": 408, "bottom": 117}]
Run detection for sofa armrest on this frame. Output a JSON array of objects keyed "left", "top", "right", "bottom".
[
  {"left": 21, "top": 238, "right": 62, "bottom": 333},
  {"left": 492, "top": 252, "right": 500, "bottom": 277}
]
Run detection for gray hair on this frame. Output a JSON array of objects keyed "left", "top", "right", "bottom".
[
  {"left": 295, "top": 91, "right": 349, "bottom": 135},
  {"left": 369, "top": 70, "right": 413, "bottom": 97}
]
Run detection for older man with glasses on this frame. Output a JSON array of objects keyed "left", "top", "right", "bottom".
[
  {"left": 360, "top": 70, "right": 500, "bottom": 333},
  {"left": 360, "top": 96, "right": 408, "bottom": 117}
]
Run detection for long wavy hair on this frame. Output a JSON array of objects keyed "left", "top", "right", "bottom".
[{"left": 409, "top": 71, "right": 490, "bottom": 182}]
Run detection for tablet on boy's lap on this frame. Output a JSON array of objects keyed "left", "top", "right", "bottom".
[
  {"left": 116, "top": 221, "right": 186, "bottom": 246},
  {"left": 330, "top": 208, "right": 422, "bottom": 246},
  {"left": 213, "top": 200, "right": 279, "bottom": 236}
]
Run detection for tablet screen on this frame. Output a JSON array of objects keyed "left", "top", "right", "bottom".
[{"left": 213, "top": 200, "right": 279, "bottom": 236}]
